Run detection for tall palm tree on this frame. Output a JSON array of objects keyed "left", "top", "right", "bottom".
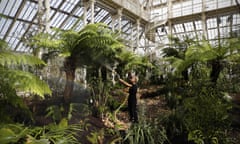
[{"left": 28, "top": 23, "right": 124, "bottom": 103}]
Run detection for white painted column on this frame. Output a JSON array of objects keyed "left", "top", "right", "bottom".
[
  {"left": 202, "top": 0, "right": 208, "bottom": 39},
  {"left": 167, "top": 0, "right": 172, "bottom": 19},
  {"left": 136, "top": 19, "right": 140, "bottom": 50},
  {"left": 117, "top": 8, "right": 122, "bottom": 33},
  {"left": 44, "top": 0, "right": 50, "bottom": 33},
  {"left": 111, "top": 14, "right": 117, "bottom": 32},
  {"left": 130, "top": 23, "right": 134, "bottom": 50},
  {"left": 90, "top": 0, "right": 95, "bottom": 23},
  {"left": 37, "top": 0, "right": 44, "bottom": 32},
  {"left": 83, "top": 1, "right": 90, "bottom": 26},
  {"left": 167, "top": 0, "right": 173, "bottom": 35}
]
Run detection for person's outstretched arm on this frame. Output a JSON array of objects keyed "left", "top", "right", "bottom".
[{"left": 119, "top": 78, "right": 132, "bottom": 87}]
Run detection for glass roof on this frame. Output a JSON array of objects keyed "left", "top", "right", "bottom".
[{"left": 0, "top": 0, "right": 239, "bottom": 53}]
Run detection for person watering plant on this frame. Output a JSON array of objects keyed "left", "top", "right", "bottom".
[{"left": 117, "top": 74, "right": 138, "bottom": 123}]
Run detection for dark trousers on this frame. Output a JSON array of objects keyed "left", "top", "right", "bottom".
[{"left": 128, "top": 96, "right": 138, "bottom": 123}]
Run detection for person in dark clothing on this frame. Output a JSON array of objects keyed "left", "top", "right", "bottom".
[{"left": 118, "top": 75, "right": 138, "bottom": 123}]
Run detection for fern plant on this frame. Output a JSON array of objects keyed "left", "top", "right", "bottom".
[
  {"left": 0, "top": 40, "right": 51, "bottom": 97},
  {"left": 27, "top": 23, "right": 124, "bottom": 104},
  {"left": 0, "top": 118, "right": 82, "bottom": 144},
  {"left": 0, "top": 39, "right": 51, "bottom": 123},
  {"left": 182, "top": 81, "right": 233, "bottom": 144},
  {"left": 166, "top": 37, "right": 240, "bottom": 84}
]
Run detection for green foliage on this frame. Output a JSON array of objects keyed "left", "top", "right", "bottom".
[
  {"left": 0, "top": 81, "right": 31, "bottom": 123},
  {"left": 32, "top": 118, "right": 81, "bottom": 144},
  {"left": 183, "top": 86, "right": 232, "bottom": 144},
  {"left": 124, "top": 105, "right": 169, "bottom": 144},
  {"left": 0, "top": 51, "right": 46, "bottom": 66},
  {"left": 188, "top": 130, "right": 205, "bottom": 144},
  {"left": 45, "top": 105, "right": 63, "bottom": 123},
  {"left": 160, "top": 108, "right": 186, "bottom": 142},
  {"left": 29, "top": 23, "right": 124, "bottom": 68},
  {"left": 160, "top": 36, "right": 240, "bottom": 144},
  {"left": 89, "top": 78, "right": 112, "bottom": 118},
  {"left": 87, "top": 128, "right": 104, "bottom": 144},
  {"left": 125, "top": 123, "right": 154, "bottom": 144},
  {"left": 164, "top": 38, "right": 240, "bottom": 83},
  {"left": 115, "top": 49, "right": 153, "bottom": 81},
  {"left": 1, "top": 68, "right": 51, "bottom": 97},
  {"left": 0, "top": 40, "right": 51, "bottom": 98},
  {"left": 124, "top": 120, "right": 168, "bottom": 144},
  {"left": 0, "top": 119, "right": 82, "bottom": 144},
  {"left": 0, "top": 124, "right": 29, "bottom": 144},
  {"left": 162, "top": 73, "right": 187, "bottom": 109},
  {"left": 28, "top": 23, "right": 125, "bottom": 103},
  {"left": 0, "top": 39, "right": 51, "bottom": 124}
]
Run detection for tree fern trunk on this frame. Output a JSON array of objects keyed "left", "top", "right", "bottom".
[
  {"left": 63, "top": 58, "right": 76, "bottom": 104},
  {"left": 182, "top": 70, "right": 189, "bottom": 81},
  {"left": 210, "top": 59, "right": 222, "bottom": 83},
  {"left": 64, "top": 69, "right": 75, "bottom": 103}
]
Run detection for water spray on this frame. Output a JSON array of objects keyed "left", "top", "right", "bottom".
[{"left": 100, "top": 63, "right": 120, "bottom": 84}]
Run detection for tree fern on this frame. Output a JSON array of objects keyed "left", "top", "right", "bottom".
[
  {"left": 167, "top": 38, "right": 240, "bottom": 83},
  {"left": 0, "top": 40, "right": 51, "bottom": 98},
  {"left": 27, "top": 23, "right": 125, "bottom": 104}
]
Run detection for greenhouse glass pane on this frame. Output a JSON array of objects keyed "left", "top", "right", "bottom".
[
  {"left": 218, "top": 0, "right": 231, "bottom": 8},
  {"left": 184, "top": 22, "right": 194, "bottom": 32},
  {"left": 19, "top": 1, "right": 37, "bottom": 21},
  {"left": 172, "top": 3, "right": 181, "bottom": 17},
  {"left": 60, "top": 0, "right": 75, "bottom": 12},
  {"left": 51, "top": 12, "right": 68, "bottom": 27},
  {"left": 9, "top": 0, "right": 22, "bottom": 17},
  {"left": 182, "top": 1, "right": 192, "bottom": 16},
  {"left": 174, "top": 24, "right": 184, "bottom": 33},
  {"left": 219, "top": 16, "right": 228, "bottom": 27},
  {"left": 1, "top": 0, "right": 15, "bottom": 16},
  {"left": 205, "top": 0, "right": 217, "bottom": 11},
  {"left": 207, "top": 18, "right": 217, "bottom": 28},
  {"left": 0, "top": 19, "right": 12, "bottom": 37},
  {"left": 62, "top": 17, "right": 77, "bottom": 30},
  {"left": 74, "top": 7, "right": 84, "bottom": 16},
  {"left": 50, "top": 0, "right": 63, "bottom": 9},
  {"left": 233, "top": 14, "right": 240, "bottom": 25},
  {"left": 208, "top": 29, "right": 217, "bottom": 39}
]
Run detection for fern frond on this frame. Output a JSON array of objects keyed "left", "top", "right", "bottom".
[
  {"left": 0, "top": 68, "right": 51, "bottom": 97},
  {"left": 0, "top": 52, "right": 46, "bottom": 66},
  {"left": 0, "top": 39, "right": 9, "bottom": 51}
]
